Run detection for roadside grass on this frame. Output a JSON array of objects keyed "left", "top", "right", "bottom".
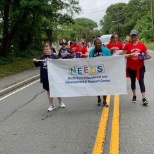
[
  {"left": 0, "top": 57, "right": 36, "bottom": 78},
  {"left": 146, "top": 42, "right": 154, "bottom": 50}
]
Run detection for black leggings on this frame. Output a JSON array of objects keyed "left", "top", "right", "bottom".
[{"left": 127, "top": 66, "right": 145, "bottom": 93}]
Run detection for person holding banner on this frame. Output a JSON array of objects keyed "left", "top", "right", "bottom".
[
  {"left": 76, "top": 41, "right": 88, "bottom": 58},
  {"left": 123, "top": 30, "right": 151, "bottom": 105},
  {"left": 33, "top": 46, "right": 65, "bottom": 111},
  {"left": 43, "top": 42, "right": 56, "bottom": 53},
  {"left": 58, "top": 39, "right": 75, "bottom": 59},
  {"left": 89, "top": 38, "right": 111, "bottom": 107}
]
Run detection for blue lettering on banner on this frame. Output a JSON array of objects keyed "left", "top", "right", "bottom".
[
  {"left": 78, "top": 67, "right": 83, "bottom": 75},
  {"left": 65, "top": 75, "right": 110, "bottom": 84},
  {"left": 69, "top": 65, "right": 105, "bottom": 75}
]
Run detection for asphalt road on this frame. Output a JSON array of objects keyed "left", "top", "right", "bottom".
[
  {"left": 0, "top": 50, "right": 153, "bottom": 154},
  {"left": 0, "top": 81, "right": 103, "bottom": 154},
  {"left": 120, "top": 50, "right": 154, "bottom": 154}
]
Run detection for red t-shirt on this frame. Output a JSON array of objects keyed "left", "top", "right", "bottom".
[
  {"left": 107, "top": 41, "right": 123, "bottom": 50},
  {"left": 123, "top": 41, "right": 147, "bottom": 70},
  {"left": 70, "top": 44, "right": 79, "bottom": 50},
  {"left": 76, "top": 46, "right": 88, "bottom": 54}
]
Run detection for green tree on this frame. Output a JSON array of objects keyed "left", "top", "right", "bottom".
[
  {"left": 0, "top": 0, "right": 80, "bottom": 57},
  {"left": 99, "top": 0, "right": 153, "bottom": 41},
  {"left": 123, "top": 0, "right": 151, "bottom": 36},
  {"left": 100, "top": 3, "right": 126, "bottom": 36},
  {"left": 53, "top": 17, "right": 98, "bottom": 42},
  {"left": 72, "top": 18, "right": 98, "bottom": 41},
  {"left": 75, "top": 18, "right": 98, "bottom": 30},
  {"left": 134, "top": 11, "right": 153, "bottom": 42}
]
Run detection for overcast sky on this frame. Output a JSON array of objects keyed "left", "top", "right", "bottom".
[{"left": 76, "top": 0, "right": 130, "bottom": 25}]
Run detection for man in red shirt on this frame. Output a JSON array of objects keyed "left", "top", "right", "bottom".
[{"left": 123, "top": 30, "right": 151, "bottom": 105}]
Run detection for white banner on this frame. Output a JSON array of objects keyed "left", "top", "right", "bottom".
[{"left": 47, "top": 56, "right": 127, "bottom": 97}]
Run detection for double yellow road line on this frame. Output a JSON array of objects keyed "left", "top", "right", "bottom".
[{"left": 92, "top": 95, "right": 120, "bottom": 154}]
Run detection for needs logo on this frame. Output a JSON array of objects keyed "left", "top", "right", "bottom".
[{"left": 69, "top": 65, "right": 104, "bottom": 75}]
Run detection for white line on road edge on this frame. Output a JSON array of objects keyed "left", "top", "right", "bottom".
[
  {"left": 0, "top": 80, "right": 39, "bottom": 101},
  {"left": 0, "top": 74, "right": 39, "bottom": 94}
]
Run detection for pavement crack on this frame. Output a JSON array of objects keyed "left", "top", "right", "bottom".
[{"left": 0, "top": 90, "right": 44, "bottom": 124}]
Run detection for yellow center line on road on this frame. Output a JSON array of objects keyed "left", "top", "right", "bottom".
[
  {"left": 109, "top": 95, "right": 120, "bottom": 154},
  {"left": 92, "top": 96, "right": 111, "bottom": 154}
]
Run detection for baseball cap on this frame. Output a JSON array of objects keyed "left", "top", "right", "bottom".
[
  {"left": 60, "top": 39, "right": 67, "bottom": 45},
  {"left": 130, "top": 30, "right": 138, "bottom": 35}
]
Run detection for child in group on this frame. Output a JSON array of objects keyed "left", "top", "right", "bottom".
[
  {"left": 70, "top": 38, "right": 79, "bottom": 50},
  {"left": 75, "top": 41, "right": 88, "bottom": 58},
  {"left": 58, "top": 39, "right": 75, "bottom": 59},
  {"left": 33, "top": 45, "right": 65, "bottom": 112},
  {"left": 43, "top": 41, "right": 56, "bottom": 53},
  {"left": 70, "top": 38, "right": 79, "bottom": 55}
]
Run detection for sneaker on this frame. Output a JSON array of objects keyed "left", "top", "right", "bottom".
[
  {"left": 142, "top": 98, "right": 148, "bottom": 106},
  {"left": 132, "top": 96, "right": 137, "bottom": 103},
  {"left": 97, "top": 99, "right": 101, "bottom": 106},
  {"left": 103, "top": 102, "right": 109, "bottom": 107},
  {"left": 47, "top": 105, "right": 56, "bottom": 112},
  {"left": 59, "top": 101, "right": 65, "bottom": 108}
]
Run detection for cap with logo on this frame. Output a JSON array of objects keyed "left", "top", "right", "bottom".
[{"left": 60, "top": 39, "right": 67, "bottom": 45}]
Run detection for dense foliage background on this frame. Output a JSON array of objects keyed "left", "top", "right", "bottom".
[
  {"left": 0, "top": 0, "right": 81, "bottom": 58},
  {"left": 0, "top": 0, "right": 153, "bottom": 62},
  {"left": 99, "top": 0, "right": 154, "bottom": 42}
]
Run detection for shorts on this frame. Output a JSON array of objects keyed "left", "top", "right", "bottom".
[{"left": 42, "top": 79, "right": 49, "bottom": 91}]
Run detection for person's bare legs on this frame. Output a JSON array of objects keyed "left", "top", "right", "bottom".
[
  {"left": 57, "top": 97, "right": 62, "bottom": 103},
  {"left": 57, "top": 97, "right": 65, "bottom": 108},
  {"left": 47, "top": 91, "right": 53, "bottom": 106},
  {"left": 47, "top": 91, "right": 56, "bottom": 111},
  {"left": 132, "top": 89, "right": 136, "bottom": 97},
  {"left": 142, "top": 92, "right": 146, "bottom": 98}
]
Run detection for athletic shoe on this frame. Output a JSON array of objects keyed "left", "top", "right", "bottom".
[
  {"left": 142, "top": 98, "right": 148, "bottom": 106},
  {"left": 47, "top": 105, "right": 56, "bottom": 112},
  {"left": 103, "top": 102, "right": 109, "bottom": 107},
  {"left": 59, "top": 101, "right": 65, "bottom": 108},
  {"left": 97, "top": 99, "right": 101, "bottom": 106},
  {"left": 132, "top": 96, "right": 137, "bottom": 103}
]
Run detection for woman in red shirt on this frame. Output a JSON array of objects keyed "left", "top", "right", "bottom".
[
  {"left": 70, "top": 38, "right": 79, "bottom": 51},
  {"left": 107, "top": 34, "right": 123, "bottom": 55},
  {"left": 123, "top": 30, "right": 151, "bottom": 105},
  {"left": 75, "top": 41, "right": 88, "bottom": 58}
]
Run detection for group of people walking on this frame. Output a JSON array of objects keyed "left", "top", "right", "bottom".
[{"left": 33, "top": 29, "right": 151, "bottom": 112}]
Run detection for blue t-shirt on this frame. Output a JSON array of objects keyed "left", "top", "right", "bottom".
[{"left": 89, "top": 46, "right": 111, "bottom": 57}]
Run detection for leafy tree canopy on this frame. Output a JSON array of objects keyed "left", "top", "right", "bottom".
[
  {"left": 75, "top": 17, "right": 98, "bottom": 30},
  {"left": 99, "top": 0, "right": 153, "bottom": 42},
  {"left": 0, "top": 0, "right": 81, "bottom": 57}
]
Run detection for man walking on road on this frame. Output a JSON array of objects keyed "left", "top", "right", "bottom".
[{"left": 89, "top": 38, "right": 111, "bottom": 107}]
